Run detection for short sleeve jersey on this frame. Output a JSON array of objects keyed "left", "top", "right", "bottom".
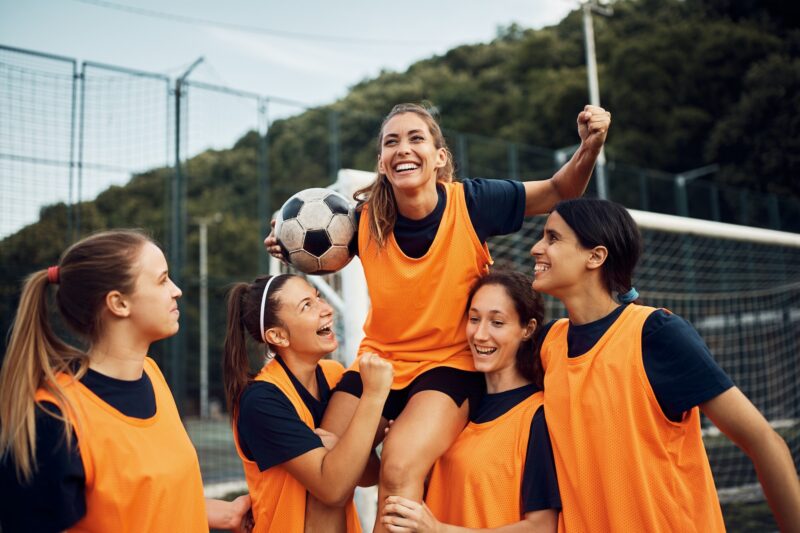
[
  {"left": 355, "top": 178, "right": 525, "bottom": 258},
  {"left": 236, "top": 356, "right": 330, "bottom": 471},
  {"left": 539, "top": 304, "right": 734, "bottom": 421}
]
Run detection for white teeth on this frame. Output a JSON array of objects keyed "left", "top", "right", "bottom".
[
  {"left": 395, "top": 163, "right": 418, "bottom": 172},
  {"left": 534, "top": 264, "right": 550, "bottom": 273},
  {"left": 475, "top": 346, "right": 496, "bottom": 355}
]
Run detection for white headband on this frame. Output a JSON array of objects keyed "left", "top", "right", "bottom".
[{"left": 259, "top": 275, "right": 281, "bottom": 353}]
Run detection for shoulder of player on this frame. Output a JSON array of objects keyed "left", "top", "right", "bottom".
[
  {"left": 642, "top": 309, "right": 695, "bottom": 338},
  {"left": 239, "top": 381, "right": 290, "bottom": 415}
]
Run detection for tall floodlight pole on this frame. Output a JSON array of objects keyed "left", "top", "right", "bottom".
[
  {"left": 195, "top": 213, "right": 222, "bottom": 419},
  {"left": 582, "top": 1, "right": 612, "bottom": 199}
]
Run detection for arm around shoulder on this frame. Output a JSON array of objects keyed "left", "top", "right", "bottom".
[{"left": 701, "top": 387, "right": 800, "bottom": 532}]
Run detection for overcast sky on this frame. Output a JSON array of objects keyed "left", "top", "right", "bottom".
[
  {"left": 0, "top": 0, "right": 577, "bottom": 238},
  {"left": 1, "top": 0, "right": 575, "bottom": 105}
]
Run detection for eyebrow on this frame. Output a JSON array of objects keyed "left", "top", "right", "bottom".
[
  {"left": 469, "top": 307, "right": 508, "bottom": 316},
  {"left": 545, "top": 228, "right": 561, "bottom": 239},
  {"left": 383, "top": 129, "right": 425, "bottom": 139},
  {"left": 296, "top": 297, "right": 311, "bottom": 311}
]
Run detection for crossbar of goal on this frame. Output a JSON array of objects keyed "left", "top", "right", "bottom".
[{"left": 630, "top": 209, "right": 800, "bottom": 248}]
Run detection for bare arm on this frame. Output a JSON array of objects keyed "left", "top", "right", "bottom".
[
  {"left": 523, "top": 105, "right": 610, "bottom": 216},
  {"left": 283, "top": 354, "right": 393, "bottom": 507},
  {"left": 701, "top": 387, "right": 800, "bottom": 532},
  {"left": 205, "top": 495, "right": 252, "bottom": 531},
  {"left": 382, "top": 497, "right": 558, "bottom": 533}
]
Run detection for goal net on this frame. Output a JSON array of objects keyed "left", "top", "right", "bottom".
[{"left": 490, "top": 209, "right": 800, "bottom": 502}]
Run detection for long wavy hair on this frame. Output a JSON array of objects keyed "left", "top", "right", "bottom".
[{"left": 354, "top": 103, "right": 456, "bottom": 248}]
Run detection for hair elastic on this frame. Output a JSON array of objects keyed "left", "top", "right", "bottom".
[
  {"left": 258, "top": 275, "right": 281, "bottom": 355},
  {"left": 47, "top": 265, "right": 60, "bottom": 284},
  {"left": 618, "top": 287, "right": 639, "bottom": 304}
]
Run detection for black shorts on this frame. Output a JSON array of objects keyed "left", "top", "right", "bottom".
[{"left": 333, "top": 366, "right": 486, "bottom": 421}]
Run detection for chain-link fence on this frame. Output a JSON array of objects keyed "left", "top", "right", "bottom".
[{"left": 2, "top": 44, "right": 800, "bottom": 497}]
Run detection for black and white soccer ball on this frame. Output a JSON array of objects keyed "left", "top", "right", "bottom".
[{"left": 274, "top": 188, "right": 357, "bottom": 275}]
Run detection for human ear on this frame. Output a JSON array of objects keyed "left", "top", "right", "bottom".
[
  {"left": 522, "top": 318, "right": 538, "bottom": 340},
  {"left": 264, "top": 327, "right": 289, "bottom": 348},
  {"left": 586, "top": 246, "right": 608, "bottom": 271},
  {"left": 434, "top": 147, "right": 447, "bottom": 168},
  {"left": 105, "top": 290, "right": 131, "bottom": 318}
]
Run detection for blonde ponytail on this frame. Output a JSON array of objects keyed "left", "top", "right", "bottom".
[{"left": 0, "top": 271, "right": 86, "bottom": 483}]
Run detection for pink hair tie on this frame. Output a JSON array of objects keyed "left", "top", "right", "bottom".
[{"left": 47, "top": 266, "right": 60, "bottom": 284}]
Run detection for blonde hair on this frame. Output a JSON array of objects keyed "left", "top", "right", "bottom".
[
  {"left": 0, "top": 229, "right": 150, "bottom": 482},
  {"left": 354, "top": 103, "right": 455, "bottom": 248}
]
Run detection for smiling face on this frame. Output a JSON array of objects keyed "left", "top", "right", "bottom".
[
  {"left": 466, "top": 284, "right": 532, "bottom": 377},
  {"left": 529, "top": 211, "right": 592, "bottom": 298},
  {"left": 377, "top": 112, "right": 447, "bottom": 194},
  {"left": 269, "top": 276, "right": 338, "bottom": 358},
  {"left": 126, "top": 242, "right": 183, "bottom": 343}
]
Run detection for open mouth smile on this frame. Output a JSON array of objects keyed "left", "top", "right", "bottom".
[
  {"left": 474, "top": 345, "right": 497, "bottom": 357},
  {"left": 394, "top": 162, "right": 419, "bottom": 174},
  {"left": 316, "top": 321, "right": 334, "bottom": 338}
]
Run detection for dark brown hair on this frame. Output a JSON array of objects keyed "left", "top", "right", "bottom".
[
  {"left": 223, "top": 274, "right": 294, "bottom": 421},
  {"left": 553, "top": 198, "right": 642, "bottom": 302},
  {"left": 467, "top": 270, "right": 546, "bottom": 388}
]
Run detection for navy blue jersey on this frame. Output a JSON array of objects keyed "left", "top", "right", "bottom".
[
  {"left": 540, "top": 305, "right": 734, "bottom": 421},
  {"left": 471, "top": 383, "right": 562, "bottom": 513},
  {"left": 0, "top": 368, "right": 156, "bottom": 533},
  {"left": 237, "top": 356, "right": 331, "bottom": 471},
  {"left": 356, "top": 178, "right": 525, "bottom": 258}
]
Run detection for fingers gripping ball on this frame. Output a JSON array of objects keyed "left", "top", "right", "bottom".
[{"left": 274, "top": 188, "right": 357, "bottom": 275}]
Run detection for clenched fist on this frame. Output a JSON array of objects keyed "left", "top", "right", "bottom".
[
  {"left": 359, "top": 352, "right": 394, "bottom": 400},
  {"left": 577, "top": 104, "right": 611, "bottom": 153}
]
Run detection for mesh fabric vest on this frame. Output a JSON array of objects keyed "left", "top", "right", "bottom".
[
  {"left": 35, "top": 358, "right": 208, "bottom": 532},
  {"left": 542, "top": 304, "right": 725, "bottom": 532},
  {"left": 233, "top": 359, "right": 361, "bottom": 533},
  {"left": 426, "top": 391, "right": 543, "bottom": 527},
  {"left": 356, "top": 181, "right": 491, "bottom": 388}
]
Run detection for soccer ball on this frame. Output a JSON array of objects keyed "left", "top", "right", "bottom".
[{"left": 274, "top": 188, "right": 357, "bottom": 275}]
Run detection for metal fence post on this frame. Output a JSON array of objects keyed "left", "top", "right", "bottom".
[
  {"left": 76, "top": 63, "right": 87, "bottom": 237},
  {"left": 508, "top": 142, "right": 519, "bottom": 181},
  {"left": 258, "top": 98, "right": 270, "bottom": 274},
  {"left": 675, "top": 175, "right": 689, "bottom": 217},
  {"left": 639, "top": 172, "right": 649, "bottom": 212},
  {"left": 171, "top": 57, "right": 203, "bottom": 413},
  {"left": 68, "top": 61, "right": 78, "bottom": 244},
  {"left": 768, "top": 194, "right": 780, "bottom": 230},
  {"left": 329, "top": 109, "right": 340, "bottom": 182},
  {"left": 710, "top": 184, "right": 721, "bottom": 222},
  {"left": 457, "top": 134, "right": 469, "bottom": 179}
]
